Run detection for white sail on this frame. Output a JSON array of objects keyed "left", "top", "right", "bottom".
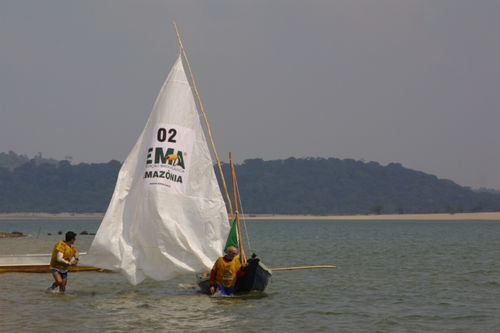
[{"left": 86, "top": 55, "right": 229, "bottom": 285}]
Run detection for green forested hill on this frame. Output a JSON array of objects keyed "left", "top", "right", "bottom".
[
  {"left": 0, "top": 158, "right": 121, "bottom": 213},
  {"left": 219, "top": 158, "right": 500, "bottom": 215},
  {"left": 1, "top": 152, "right": 499, "bottom": 214}
]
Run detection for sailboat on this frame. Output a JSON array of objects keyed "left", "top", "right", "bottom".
[
  {"left": 85, "top": 24, "right": 271, "bottom": 292},
  {"left": 198, "top": 152, "right": 272, "bottom": 294}
]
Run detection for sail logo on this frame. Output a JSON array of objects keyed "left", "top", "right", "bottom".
[
  {"left": 144, "top": 148, "right": 185, "bottom": 183},
  {"left": 146, "top": 147, "right": 185, "bottom": 169},
  {"left": 143, "top": 124, "right": 195, "bottom": 193}
]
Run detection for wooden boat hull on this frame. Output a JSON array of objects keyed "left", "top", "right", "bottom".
[
  {"left": 0, "top": 265, "right": 106, "bottom": 273},
  {"left": 198, "top": 257, "right": 272, "bottom": 294},
  {"left": 235, "top": 258, "right": 272, "bottom": 292},
  {"left": 0, "top": 253, "right": 107, "bottom": 273}
]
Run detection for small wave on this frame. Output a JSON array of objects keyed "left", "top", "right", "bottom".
[{"left": 302, "top": 310, "right": 344, "bottom": 316}]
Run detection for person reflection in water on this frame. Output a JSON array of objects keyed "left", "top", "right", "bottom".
[{"left": 209, "top": 246, "right": 248, "bottom": 296}]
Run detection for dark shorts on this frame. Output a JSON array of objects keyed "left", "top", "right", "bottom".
[
  {"left": 216, "top": 284, "right": 235, "bottom": 296},
  {"left": 51, "top": 268, "right": 68, "bottom": 279}
]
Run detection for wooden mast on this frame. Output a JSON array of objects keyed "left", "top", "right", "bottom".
[
  {"left": 229, "top": 152, "right": 247, "bottom": 264},
  {"left": 173, "top": 22, "right": 234, "bottom": 219}
]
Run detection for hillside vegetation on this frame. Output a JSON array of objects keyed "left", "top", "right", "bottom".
[
  {"left": 1, "top": 152, "right": 499, "bottom": 214},
  {"left": 219, "top": 158, "right": 500, "bottom": 215}
]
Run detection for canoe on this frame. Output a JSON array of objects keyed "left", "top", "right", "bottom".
[{"left": 0, "top": 253, "right": 107, "bottom": 273}]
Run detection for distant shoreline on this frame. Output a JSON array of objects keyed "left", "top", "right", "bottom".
[
  {"left": 245, "top": 212, "right": 500, "bottom": 221},
  {"left": 0, "top": 212, "right": 499, "bottom": 221},
  {"left": 0, "top": 213, "right": 104, "bottom": 220}
]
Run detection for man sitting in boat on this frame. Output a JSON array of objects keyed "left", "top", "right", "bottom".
[{"left": 209, "top": 246, "right": 248, "bottom": 296}]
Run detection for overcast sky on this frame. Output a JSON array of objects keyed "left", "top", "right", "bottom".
[{"left": 1, "top": 1, "right": 499, "bottom": 189}]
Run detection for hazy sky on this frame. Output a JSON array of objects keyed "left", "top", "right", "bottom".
[{"left": 1, "top": 1, "right": 499, "bottom": 189}]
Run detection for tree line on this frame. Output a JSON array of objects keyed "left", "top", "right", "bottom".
[
  {"left": 1, "top": 152, "right": 499, "bottom": 214},
  {"left": 218, "top": 157, "right": 500, "bottom": 215}
]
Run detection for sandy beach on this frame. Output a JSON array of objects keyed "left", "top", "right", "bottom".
[
  {"left": 0, "top": 212, "right": 499, "bottom": 221},
  {"left": 246, "top": 212, "right": 500, "bottom": 221}
]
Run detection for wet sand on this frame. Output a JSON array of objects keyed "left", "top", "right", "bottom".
[{"left": 245, "top": 212, "right": 500, "bottom": 220}]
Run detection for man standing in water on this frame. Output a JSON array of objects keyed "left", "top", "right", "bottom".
[
  {"left": 48, "top": 231, "right": 79, "bottom": 293},
  {"left": 209, "top": 246, "right": 247, "bottom": 296}
]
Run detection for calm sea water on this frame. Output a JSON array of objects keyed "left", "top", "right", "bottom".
[{"left": 1, "top": 219, "right": 499, "bottom": 332}]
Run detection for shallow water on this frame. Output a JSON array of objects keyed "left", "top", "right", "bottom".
[{"left": 1, "top": 219, "right": 499, "bottom": 332}]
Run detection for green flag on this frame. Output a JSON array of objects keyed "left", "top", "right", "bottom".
[{"left": 224, "top": 219, "right": 238, "bottom": 252}]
